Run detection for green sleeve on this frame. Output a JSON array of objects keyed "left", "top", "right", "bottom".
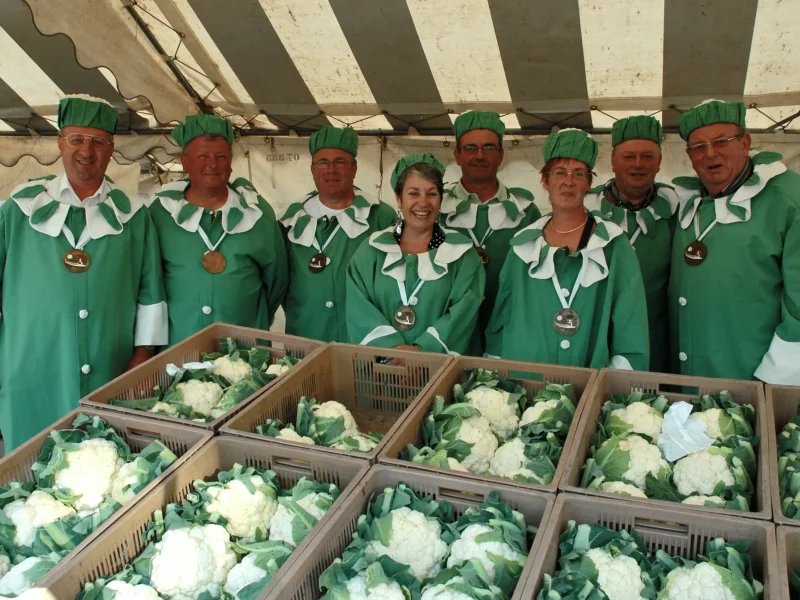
[
  {"left": 134, "top": 209, "right": 168, "bottom": 347},
  {"left": 484, "top": 251, "right": 515, "bottom": 357},
  {"left": 345, "top": 246, "right": 405, "bottom": 349},
  {"left": 373, "top": 201, "right": 398, "bottom": 230},
  {"left": 258, "top": 198, "right": 289, "bottom": 326},
  {"left": 414, "top": 250, "right": 486, "bottom": 355},
  {"left": 0, "top": 204, "right": 6, "bottom": 325},
  {"left": 609, "top": 239, "right": 650, "bottom": 371}
]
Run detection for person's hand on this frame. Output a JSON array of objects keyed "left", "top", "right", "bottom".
[
  {"left": 125, "top": 346, "right": 155, "bottom": 372},
  {"left": 390, "top": 344, "right": 419, "bottom": 366}
]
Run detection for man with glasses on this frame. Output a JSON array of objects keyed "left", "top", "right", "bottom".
[
  {"left": 0, "top": 95, "right": 167, "bottom": 450},
  {"left": 280, "top": 125, "right": 395, "bottom": 341},
  {"left": 149, "top": 114, "right": 287, "bottom": 346},
  {"left": 440, "top": 111, "right": 540, "bottom": 354},
  {"left": 670, "top": 99, "right": 800, "bottom": 383},
  {"left": 584, "top": 115, "right": 678, "bottom": 373}
]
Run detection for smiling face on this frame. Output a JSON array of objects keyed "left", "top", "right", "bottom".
[
  {"left": 611, "top": 139, "right": 662, "bottom": 199},
  {"left": 58, "top": 125, "right": 115, "bottom": 191},
  {"left": 454, "top": 129, "right": 504, "bottom": 184},
  {"left": 180, "top": 135, "right": 233, "bottom": 192},
  {"left": 686, "top": 123, "right": 751, "bottom": 196},
  {"left": 542, "top": 158, "right": 592, "bottom": 211},
  {"left": 396, "top": 171, "right": 442, "bottom": 234},
  {"left": 311, "top": 148, "right": 357, "bottom": 198}
]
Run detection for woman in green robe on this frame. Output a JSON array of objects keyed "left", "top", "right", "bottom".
[
  {"left": 486, "top": 129, "right": 650, "bottom": 370},
  {"left": 346, "top": 154, "right": 485, "bottom": 355}
]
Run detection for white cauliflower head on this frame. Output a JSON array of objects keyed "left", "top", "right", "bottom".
[
  {"left": 110, "top": 460, "right": 147, "bottom": 505},
  {"left": 265, "top": 363, "right": 291, "bottom": 377},
  {"left": 106, "top": 580, "right": 163, "bottom": 600},
  {"left": 345, "top": 570, "right": 406, "bottom": 600},
  {"left": 176, "top": 380, "right": 224, "bottom": 416},
  {"left": 673, "top": 450, "right": 734, "bottom": 496},
  {"left": 520, "top": 400, "right": 560, "bottom": 427},
  {"left": 149, "top": 402, "right": 178, "bottom": 416},
  {"left": 53, "top": 438, "right": 125, "bottom": 510},
  {"left": 314, "top": 401, "right": 359, "bottom": 433},
  {"left": 276, "top": 428, "right": 315, "bottom": 445},
  {"left": 331, "top": 433, "right": 380, "bottom": 453},
  {"left": 150, "top": 524, "right": 237, "bottom": 600},
  {"left": 223, "top": 552, "right": 267, "bottom": 598},
  {"left": 268, "top": 491, "right": 333, "bottom": 547},
  {"left": 204, "top": 475, "right": 279, "bottom": 542},
  {"left": 617, "top": 435, "right": 671, "bottom": 489},
  {"left": 584, "top": 548, "right": 645, "bottom": 600},
  {"left": 609, "top": 402, "right": 664, "bottom": 441},
  {"left": 600, "top": 481, "right": 648, "bottom": 499},
  {"left": 456, "top": 415, "right": 498, "bottom": 474},
  {"left": 489, "top": 438, "right": 544, "bottom": 483},
  {"left": 660, "top": 563, "right": 737, "bottom": 600},
  {"left": 446, "top": 523, "right": 525, "bottom": 580},
  {"left": 0, "top": 556, "right": 56, "bottom": 596},
  {"left": 421, "top": 577, "right": 476, "bottom": 600},
  {"left": 682, "top": 495, "right": 726, "bottom": 507},
  {"left": 213, "top": 356, "right": 253, "bottom": 385},
  {"left": 3, "top": 490, "right": 76, "bottom": 547},
  {"left": 367, "top": 507, "right": 448, "bottom": 580},
  {"left": 688, "top": 409, "right": 726, "bottom": 440},
  {"left": 465, "top": 386, "right": 520, "bottom": 441}
]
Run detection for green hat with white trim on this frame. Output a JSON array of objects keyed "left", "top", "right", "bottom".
[
  {"left": 309, "top": 125, "right": 358, "bottom": 157},
  {"left": 678, "top": 99, "right": 747, "bottom": 141},
  {"left": 612, "top": 115, "right": 662, "bottom": 147},
  {"left": 172, "top": 114, "right": 234, "bottom": 148},
  {"left": 543, "top": 128, "right": 598, "bottom": 170},
  {"left": 57, "top": 95, "right": 118, "bottom": 134},
  {"left": 390, "top": 153, "right": 446, "bottom": 189},
  {"left": 453, "top": 111, "right": 505, "bottom": 143}
]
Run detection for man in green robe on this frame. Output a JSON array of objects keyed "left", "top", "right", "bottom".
[
  {"left": 440, "top": 111, "right": 541, "bottom": 353},
  {"left": 280, "top": 126, "right": 396, "bottom": 342},
  {"left": 0, "top": 95, "right": 167, "bottom": 450},
  {"left": 584, "top": 115, "right": 678, "bottom": 372},
  {"left": 149, "top": 114, "right": 288, "bottom": 345},
  {"left": 670, "top": 100, "right": 800, "bottom": 383}
]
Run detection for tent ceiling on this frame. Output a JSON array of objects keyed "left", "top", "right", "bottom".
[{"left": 0, "top": 0, "right": 797, "bottom": 141}]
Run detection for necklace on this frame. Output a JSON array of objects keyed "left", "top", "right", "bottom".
[{"left": 549, "top": 214, "right": 588, "bottom": 234}]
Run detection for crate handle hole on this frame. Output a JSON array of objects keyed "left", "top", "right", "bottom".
[
  {"left": 125, "top": 429, "right": 161, "bottom": 445},
  {"left": 633, "top": 517, "right": 689, "bottom": 538},
  {"left": 657, "top": 383, "right": 700, "bottom": 396},
  {"left": 437, "top": 487, "right": 486, "bottom": 507},
  {"left": 272, "top": 457, "right": 314, "bottom": 475}
]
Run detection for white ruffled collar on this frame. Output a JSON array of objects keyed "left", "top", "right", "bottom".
[
  {"left": 672, "top": 152, "right": 788, "bottom": 230},
  {"left": 509, "top": 213, "right": 625, "bottom": 287},
  {"left": 440, "top": 180, "right": 534, "bottom": 230},
  {"left": 153, "top": 178, "right": 263, "bottom": 234},
  {"left": 279, "top": 190, "right": 378, "bottom": 247},
  {"left": 584, "top": 180, "right": 679, "bottom": 237},
  {"left": 367, "top": 224, "right": 473, "bottom": 282},
  {"left": 9, "top": 172, "right": 142, "bottom": 240}
]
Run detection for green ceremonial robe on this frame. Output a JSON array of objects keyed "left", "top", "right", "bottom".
[
  {"left": 670, "top": 152, "right": 800, "bottom": 384},
  {"left": 486, "top": 214, "right": 649, "bottom": 370},
  {"left": 150, "top": 178, "right": 288, "bottom": 346},
  {"left": 280, "top": 191, "right": 396, "bottom": 343},
  {"left": 346, "top": 226, "right": 485, "bottom": 354},
  {"left": 585, "top": 181, "right": 678, "bottom": 373},
  {"left": 0, "top": 173, "right": 167, "bottom": 450}
]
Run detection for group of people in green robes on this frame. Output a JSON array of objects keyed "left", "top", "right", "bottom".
[{"left": 0, "top": 95, "right": 798, "bottom": 451}]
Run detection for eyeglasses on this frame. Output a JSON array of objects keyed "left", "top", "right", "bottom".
[
  {"left": 551, "top": 168, "right": 589, "bottom": 181},
  {"left": 60, "top": 133, "right": 112, "bottom": 149},
  {"left": 686, "top": 134, "right": 742, "bottom": 156},
  {"left": 313, "top": 158, "right": 353, "bottom": 170},
  {"left": 458, "top": 144, "right": 501, "bottom": 155}
]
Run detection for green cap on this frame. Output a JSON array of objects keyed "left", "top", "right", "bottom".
[
  {"left": 390, "top": 153, "right": 446, "bottom": 189},
  {"left": 453, "top": 111, "right": 505, "bottom": 143},
  {"left": 543, "top": 129, "right": 598, "bottom": 170},
  {"left": 612, "top": 115, "right": 662, "bottom": 147},
  {"left": 309, "top": 125, "right": 358, "bottom": 157},
  {"left": 678, "top": 99, "right": 747, "bottom": 141},
  {"left": 57, "top": 95, "right": 118, "bottom": 134},
  {"left": 172, "top": 114, "right": 234, "bottom": 148}
]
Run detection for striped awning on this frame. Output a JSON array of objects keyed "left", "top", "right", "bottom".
[{"left": 2, "top": 0, "right": 799, "bottom": 143}]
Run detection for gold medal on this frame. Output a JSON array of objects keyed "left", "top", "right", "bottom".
[
  {"left": 63, "top": 249, "right": 90, "bottom": 273},
  {"left": 476, "top": 246, "right": 489, "bottom": 266},
  {"left": 202, "top": 251, "right": 227, "bottom": 274},
  {"left": 553, "top": 308, "right": 580, "bottom": 335},
  {"left": 394, "top": 305, "right": 417, "bottom": 331},
  {"left": 684, "top": 240, "right": 708, "bottom": 266},
  {"left": 309, "top": 252, "right": 330, "bottom": 273}
]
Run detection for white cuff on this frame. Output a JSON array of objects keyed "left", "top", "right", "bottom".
[
  {"left": 608, "top": 355, "right": 633, "bottom": 370},
  {"left": 754, "top": 333, "right": 800, "bottom": 384},
  {"left": 425, "top": 327, "right": 460, "bottom": 356},
  {"left": 360, "top": 325, "right": 398, "bottom": 346},
  {"left": 134, "top": 301, "right": 168, "bottom": 346}
]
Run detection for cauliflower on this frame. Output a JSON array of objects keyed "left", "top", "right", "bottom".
[
  {"left": 331, "top": 433, "right": 380, "bottom": 453},
  {"left": 367, "top": 507, "right": 448, "bottom": 580},
  {"left": 489, "top": 438, "right": 544, "bottom": 483},
  {"left": 149, "top": 402, "right": 178, "bottom": 416},
  {"left": 3, "top": 490, "right": 76, "bottom": 547},
  {"left": 682, "top": 495, "right": 726, "bottom": 507},
  {"left": 421, "top": 577, "right": 477, "bottom": 600},
  {"left": 269, "top": 491, "right": 333, "bottom": 547},
  {"left": 53, "top": 438, "right": 125, "bottom": 510},
  {"left": 276, "top": 428, "right": 315, "bottom": 445},
  {"left": 454, "top": 415, "right": 498, "bottom": 474},
  {"left": 110, "top": 460, "right": 148, "bottom": 505},
  {"left": 213, "top": 356, "right": 253, "bottom": 385},
  {"left": 673, "top": 450, "right": 735, "bottom": 496},
  {"left": 0, "top": 556, "right": 56, "bottom": 596},
  {"left": 520, "top": 400, "right": 560, "bottom": 427},
  {"left": 266, "top": 363, "right": 291, "bottom": 377},
  {"left": 608, "top": 402, "right": 664, "bottom": 441},
  {"left": 176, "top": 380, "right": 224, "bottom": 416},
  {"left": 344, "top": 569, "right": 406, "bottom": 600},
  {"left": 223, "top": 553, "right": 267, "bottom": 598},
  {"left": 314, "top": 401, "right": 359, "bottom": 433},
  {"left": 445, "top": 458, "right": 469, "bottom": 472},
  {"left": 584, "top": 548, "right": 645, "bottom": 600},
  {"left": 150, "top": 524, "right": 237, "bottom": 600},
  {"left": 595, "top": 435, "right": 671, "bottom": 489},
  {"left": 465, "top": 386, "right": 520, "bottom": 441},
  {"left": 600, "top": 481, "right": 648, "bottom": 499},
  {"left": 105, "top": 580, "right": 163, "bottom": 599},
  {"left": 660, "top": 563, "right": 737, "bottom": 600},
  {"left": 446, "top": 523, "right": 525, "bottom": 580},
  {"left": 688, "top": 409, "right": 728, "bottom": 440},
  {"left": 204, "top": 475, "right": 279, "bottom": 541}
]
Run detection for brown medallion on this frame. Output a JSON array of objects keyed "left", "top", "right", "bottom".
[
  {"left": 202, "top": 251, "right": 227, "bottom": 274},
  {"left": 394, "top": 305, "right": 417, "bottom": 331},
  {"left": 63, "top": 249, "right": 90, "bottom": 273},
  {"left": 476, "top": 246, "right": 489, "bottom": 266},
  {"left": 309, "top": 252, "right": 330, "bottom": 273},
  {"left": 684, "top": 240, "right": 708, "bottom": 266},
  {"left": 553, "top": 308, "right": 580, "bottom": 335}
]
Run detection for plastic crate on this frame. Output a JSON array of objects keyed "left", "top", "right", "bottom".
[
  {"left": 768, "top": 385, "right": 800, "bottom": 527},
  {"left": 378, "top": 356, "right": 597, "bottom": 492},
  {"left": 2, "top": 408, "right": 210, "bottom": 594},
  {"left": 267, "top": 464, "right": 554, "bottom": 600},
  {"left": 778, "top": 526, "right": 800, "bottom": 600},
  {"left": 79, "top": 323, "right": 323, "bottom": 431},
  {"left": 43, "top": 436, "right": 369, "bottom": 600},
  {"left": 559, "top": 368, "right": 770, "bottom": 519},
  {"left": 220, "top": 343, "right": 453, "bottom": 462},
  {"left": 521, "top": 493, "right": 779, "bottom": 599}
]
